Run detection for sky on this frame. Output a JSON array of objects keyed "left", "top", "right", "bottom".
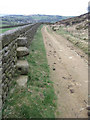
[{"left": 0, "top": 0, "right": 89, "bottom": 16}]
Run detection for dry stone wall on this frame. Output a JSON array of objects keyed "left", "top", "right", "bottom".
[{"left": 0, "top": 23, "right": 41, "bottom": 110}]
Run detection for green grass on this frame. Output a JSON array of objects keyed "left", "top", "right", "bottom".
[
  {"left": 55, "top": 27, "right": 88, "bottom": 54},
  {"left": 0, "top": 24, "right": 9, "bottom": 27},
  {"left": 0, "top": 27, "right": 17, "bottom": 34},
  {"left": 2, "top": 25, "right": 57, "bottom": 118}
]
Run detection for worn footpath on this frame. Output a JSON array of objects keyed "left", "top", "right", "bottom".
[{"left": 41, "top": 25, "right": 88, "bottom": 118}]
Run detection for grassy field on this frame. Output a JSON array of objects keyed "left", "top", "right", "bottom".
[
  {"left": 2, "top": 25, "right": 56, "bottom": 118},
  {"left": 0, "top": 27, "right": 17, "bottom": 34},
  {"left": 0, "top": 24, "right": 9, "bottom": 27}
]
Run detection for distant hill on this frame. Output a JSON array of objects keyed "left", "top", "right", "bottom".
[
  {"left": 29, "top": 14, "right": 72, "bottom": 23},
  {"left": 88, "top": 1, "right": 90, "bottom": 12},
  {"left": 1, "top": 15, "right": 34, "bottom": 25},
  {"left": 0, "top": 14, "right": 73, "bottom": 25},
  {"left": 51, "top": 13, "right": 88, "bottom": 55}
]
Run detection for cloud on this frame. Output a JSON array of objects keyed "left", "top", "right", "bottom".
[{"left": 0, "top": 0, "right": 89, "bottom": 16}]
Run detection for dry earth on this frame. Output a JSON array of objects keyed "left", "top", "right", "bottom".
[{"left": 41, "top": 25, "right": 88, "bottom": 118}]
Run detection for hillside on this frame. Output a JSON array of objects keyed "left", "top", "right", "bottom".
[
  {"left": 0, "top": 14, "right": 72, "bottom": 26},
  {"left": 55, "top": 13, "right": 88, "bottom": 27},
  {"left": 50, "top": 13, "right": 88, "bottom": 54}
]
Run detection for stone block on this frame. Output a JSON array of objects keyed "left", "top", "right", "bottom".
[
  {"left": 17, "top": 37, "right": 28, "bottom": 47},
  {"left": 17, "top": 47, "right": 29, "bottom": 57},
  {"left": 16, "top": 60, "right": 29, "bottom": 75},
  {"left": 17, "top": 75, "right": 28, "bottom": 87}
]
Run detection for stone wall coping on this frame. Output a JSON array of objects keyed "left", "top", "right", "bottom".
[{"left": 0, "top": 23, "right": 37, "bottom": 48}]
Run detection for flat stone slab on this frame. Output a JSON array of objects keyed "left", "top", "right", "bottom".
[
  {"left": 17, "top": 37, "right": 27, "bottom": 47},
  {"left": 17, "top": 75, "right": 28, "bottom": 87},
  {"left": 17, "top": 47, "right": 29, "bottom": 57},
  {"left": 16, "top": 60, "right": 29, "bottom": 75}
]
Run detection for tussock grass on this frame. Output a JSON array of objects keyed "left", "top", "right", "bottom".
[
  {"left": 56, "top": 27, "right": 88, "bottom": 54},
  {"left": 2, "top": 25, "right": 56, "bottom": 118}
]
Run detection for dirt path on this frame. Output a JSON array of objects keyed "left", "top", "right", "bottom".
[{"left": 41, "top": 25, "right": 88, "bottom": 118}]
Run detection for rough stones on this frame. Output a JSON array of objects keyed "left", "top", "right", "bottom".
[
  {"left": 17, "top": 47, "right": 29, "bottom": 57},
  {"left": 17, "top": 37, "right": 27, "bottom": 47},
  {"left": 16, "top": 60, "right": 29, "bottom": 75},
  {"left": 17, "top": 75, "right": 28, "bottom": 87}
]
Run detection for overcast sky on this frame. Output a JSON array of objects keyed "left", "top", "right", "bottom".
[{"left": 0, "top": 0, "right": 89, "bottom": 16}]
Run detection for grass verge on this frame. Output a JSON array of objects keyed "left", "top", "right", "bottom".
[
  {"left": 54, "top": 27, "right": 88, "bottom": 54},
  {"left": 2, "top": 25, "right": 56, "bottom": 118}
]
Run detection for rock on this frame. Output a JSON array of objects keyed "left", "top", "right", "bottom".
[
  {"left": 62, "top": 77, "right": 66, "bottom": 79},
  {"left": 87, "top": 106, "right": 90, "bottom": 110},
  {"left": 84, "top": 100, "right": 87, "bottom": 104},
  {"left": 53, "top": 68, "right": 56, "bottom": 71},
  {"left": 54, "top": 51, "right": 56, "bottom": 53},
  {"left": 16, "top": 60, "right": 29, "bottom": 75},
  {"left": 17, "top": 75, "right": 28, "bottom": 87},
  {"left": 17, "top": 47, "right": 29, "bottom": 57},
  {"left": 70, "top": 89, "right": 74, "bottom": 93},
  {"left": 80, "top": 55, "right": 84, "bottom": 58},
  {"left": 72, "top": 80, "right": 76, "bottom": 82},
  {"left": 17, "top": 37, "right": 27, "bottom": 47},
  {"left": 10, "top": 88, "right": 15, "bottom": 94},
  {"left": 88, "top": 111, "right": 90, "bottom": 116},
  {"left": 68, "top": 85, "right": 73, "bottom": 89},
  {"left": 75, "top": 42, "right": 79, "bottom": 45},
  {"left": 49, "top": 44, "right": 52, "bottom": 47}
]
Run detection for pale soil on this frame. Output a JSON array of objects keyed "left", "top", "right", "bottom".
[{"left": 41, "top": 25, "right": 88, "bottom": 118}]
